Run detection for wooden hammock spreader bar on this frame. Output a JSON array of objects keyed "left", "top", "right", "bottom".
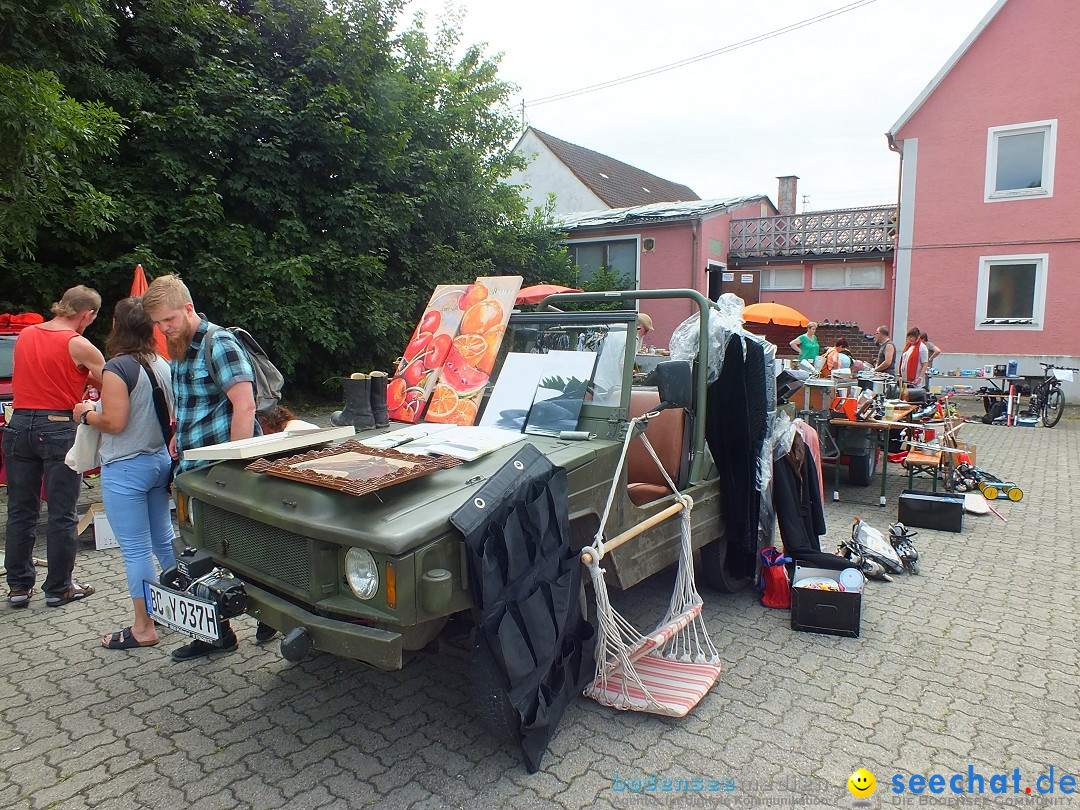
[{"left": 580, "top": 500, "right": 685, "bottom": 566}]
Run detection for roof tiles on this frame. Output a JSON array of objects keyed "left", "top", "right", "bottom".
[{"left": 530, "top": 128, "right": 700, "bottom": 208}]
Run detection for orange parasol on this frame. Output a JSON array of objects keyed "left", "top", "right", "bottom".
[
  {"left": 515, "top": 284, "right": 584, "bottom": 305},
  {"left": 130, "top": 264, "right": 169, "bottom": 355},
  {"left": 130, "top": 263, "right": 149, "bottom": 297},
  {"left": 742, "top": 302, "right": 810, "bottom": 327}
]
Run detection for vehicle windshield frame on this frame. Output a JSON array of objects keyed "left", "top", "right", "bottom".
[{"left": 480, "top": 310, "right": 638, "bottom": 435}]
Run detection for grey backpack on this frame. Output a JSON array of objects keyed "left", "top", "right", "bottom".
[{"left": 201, "top": 325, "right": 284, "bottom": 415}]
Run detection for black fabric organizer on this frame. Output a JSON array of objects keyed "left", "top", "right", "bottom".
[{"left": 450, "top": 443, "right": 595, "bottom": 773}]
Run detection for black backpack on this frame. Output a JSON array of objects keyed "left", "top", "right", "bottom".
[
  {"left": 982, "top": 400, "right": 1005, "bottom": 424},
  {"left": 200, "top": 325, "right": 284, "bottom": 415}
]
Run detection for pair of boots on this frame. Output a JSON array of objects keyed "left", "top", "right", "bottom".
[{"left": 331, "top": 371, "right": 388, "bottom": 431}]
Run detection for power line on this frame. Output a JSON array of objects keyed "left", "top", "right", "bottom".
[{"left": 524, "top": 0, "right": 881, "bottom": 107}]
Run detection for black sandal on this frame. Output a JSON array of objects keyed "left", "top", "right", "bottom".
[{"left": 103, "top": 627, "right": 158, "bottom": 649}]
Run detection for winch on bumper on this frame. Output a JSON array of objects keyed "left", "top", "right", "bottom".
[{"left": 241, "top": 580, "right": 403, "bottom": 669}]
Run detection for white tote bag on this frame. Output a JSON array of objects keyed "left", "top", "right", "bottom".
[{"left": 65, "top": 408, "right": 102, "bottom": 474}]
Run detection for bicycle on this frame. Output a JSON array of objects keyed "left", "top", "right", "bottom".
[{"left": 1023, "top": 362, "right": 1077, "bottom": 427}]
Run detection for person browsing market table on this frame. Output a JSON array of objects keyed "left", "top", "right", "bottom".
[
  {"left": 789, "top": 322, "right": 819, "bottom": 364},
  {"left": 73, "top": 298, "right": 175, "bottom": 649},
  {"left": 5, "top": 285, "right": 104, "bottom": 609},
  {"left": 898, "top": 327, "right": 929, "bottom": 388},
  {"left": 873, "top": 326, "right": 896, "bottom": 374},
  {"left": 142, "top": 274, "right": 271, "bottom": 660}
]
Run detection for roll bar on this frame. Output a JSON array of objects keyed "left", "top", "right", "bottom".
[{"left": 538, "top": 289, "right": 714, "bottom": 482}]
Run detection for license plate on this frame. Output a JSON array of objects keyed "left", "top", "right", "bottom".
[{"left": 143, "top": 581, "right": 220, "bottom": 642}]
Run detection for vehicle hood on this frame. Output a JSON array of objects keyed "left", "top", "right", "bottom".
[{"left": 177, "top": 436, "right": 607, "bottom": 556}]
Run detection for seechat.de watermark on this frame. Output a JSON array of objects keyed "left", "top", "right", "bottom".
[{"left": 890, "top": 766, "right": 1076, "bottom": 798}]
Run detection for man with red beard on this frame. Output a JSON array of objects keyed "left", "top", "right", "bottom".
[{"left": 142, "top": 274, "right": 272, "bottom": 659}]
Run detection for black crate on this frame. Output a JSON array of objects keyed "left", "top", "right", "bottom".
[
  {"left": 898, "top": 489, "right": 964, "bottom": 532},
  {"left": 790, "top": 566, "right": 861, "bottom": 638}
]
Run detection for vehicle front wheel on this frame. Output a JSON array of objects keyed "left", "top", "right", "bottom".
[
  {"left": 698, "top": 536, "right": 753, "bottom": 593},
  {"left": 470, "top": 636, "right": 520, "bottom": 747},
  {"left": 1042, "top": 388, "right": 1065, "bottom": 427}
]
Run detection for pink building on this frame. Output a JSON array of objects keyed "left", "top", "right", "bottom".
[
  {"left": 726, "top": 177, "right": 897, "bottom": 336},
  {"left": 560, "top": 198, "right": 774, "bottom": 346},
  {"left": 888, "top": 0, "right": 1080, "bottom": 385}
]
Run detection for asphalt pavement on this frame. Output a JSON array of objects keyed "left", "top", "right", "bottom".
[{"left": 1, "top": 412, "right": 1077, "bottom": 809}]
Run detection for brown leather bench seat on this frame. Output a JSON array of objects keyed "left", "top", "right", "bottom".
[{"left": 626, "top": 390, "right": 686, "bottom": 506}]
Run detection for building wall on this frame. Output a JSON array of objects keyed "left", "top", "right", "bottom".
[
  {"left": 506, "top": 130, "right": 607, "bottom": 215},
  {"left": 893, "top": 0, "right": 1080, "bottom": 376},
  {"left": 755, "top": 260, "right": 894, "bottom": 335},
  {"left": 569, "top": 221, "right": 696, "bottom": 348}
]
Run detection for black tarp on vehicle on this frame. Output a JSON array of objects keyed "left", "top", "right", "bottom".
[{"left": 451, "top": 443, "right": 595, "bottom": 773}]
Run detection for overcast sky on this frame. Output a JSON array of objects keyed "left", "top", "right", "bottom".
[{"left": 404, "top": 0, "right": 1002, "bottom": 211}]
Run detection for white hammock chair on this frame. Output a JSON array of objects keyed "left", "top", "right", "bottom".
[{"left": 581, "top": 412, "right": 722, "bottom": 717}]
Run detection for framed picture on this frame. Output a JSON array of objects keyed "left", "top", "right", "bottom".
[{"left": 245, "top": 440, "right": 460, "bottom": 497}]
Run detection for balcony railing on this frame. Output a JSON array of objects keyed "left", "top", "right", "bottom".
[{"left": 729, "top": 205, "right": 898, "bottom": 258}]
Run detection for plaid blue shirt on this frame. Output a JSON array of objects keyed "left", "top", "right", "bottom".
[{"left": 173, "top": 317, "right": 260, "bottom": 473}]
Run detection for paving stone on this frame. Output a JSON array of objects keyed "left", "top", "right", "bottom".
[{"left": 2, "top": 415, "right": 1078, "bottom": 807}]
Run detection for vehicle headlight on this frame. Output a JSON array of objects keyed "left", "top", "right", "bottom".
[
  {"left": 344, "top": 548, "right": 379, "bottom": 600},
  {"left": 175, "top": 492, "right": 194, "bottom": 528}
]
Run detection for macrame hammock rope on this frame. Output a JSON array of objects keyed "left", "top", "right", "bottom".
[{"left": 581, "top": 412, "right": 722, "bottom": 717}]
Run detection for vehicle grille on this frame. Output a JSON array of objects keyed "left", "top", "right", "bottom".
[{"left": 200, "top": 504, "right": 311, "bottom": 593}]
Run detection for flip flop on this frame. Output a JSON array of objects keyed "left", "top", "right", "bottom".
[{"left": 103, "top": 627, "right": 158, "bottom": 650}]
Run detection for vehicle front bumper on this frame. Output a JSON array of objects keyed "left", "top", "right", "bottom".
[{"left": 244, "top": 582, "right": 403, "bottom": 671}]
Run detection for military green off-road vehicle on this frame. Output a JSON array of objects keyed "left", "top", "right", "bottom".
[{"left": 169, "top": 290, "right": 744, "bottom": 671}]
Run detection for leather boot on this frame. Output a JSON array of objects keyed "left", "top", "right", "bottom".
[
  {"left": 369, "top": 371, "right": 389, "bottom": 428},
  {"left": 331, "top": 375, "right": 375, "bottom": 431}
]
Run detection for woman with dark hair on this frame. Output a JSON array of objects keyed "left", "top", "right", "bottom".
[
  {"left": 821, "top": 337, "right": 853, "bottom": 376},
  {"left": 74, "top": 297, "right": 175, "bottom": 649}
]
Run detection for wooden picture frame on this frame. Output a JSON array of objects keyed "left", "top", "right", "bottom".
[{"left": 245, "top": 440, "right": 460, "bottom": 497}]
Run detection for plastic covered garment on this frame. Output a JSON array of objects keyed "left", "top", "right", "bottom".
[
  {"left": 669, "top": 293, "right": 745, "bottom": 385},
  {"left": 449, "top": 443, "right": 595, "bottom": 773},
  {"left": 672, "top": 294, "right": 779, "bottom": 567}
]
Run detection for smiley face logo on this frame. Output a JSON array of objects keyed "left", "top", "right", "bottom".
[{"left": 848, "top": 769, "right": 876, "bottom": 798}]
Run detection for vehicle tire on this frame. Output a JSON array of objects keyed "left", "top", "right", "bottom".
[
  {"left": 470, "top": 636, "right": 520, "bottom": 747},
  {"left": 907, "top": 560, "right": 920, "bottom": 576},
  {"left": 847, "top": 451, "right": 876, "bottom": 486},
  {"left": 982, "top": 485, "right": 998, "bottom": 500},
  {"left": 1042, "top": 388, "right": 1065, "bottom": 427},
  {"left": 1007, "top": 487, "right": 1024, "bottom": 502},
  {"left": 698, "top": 536, "right": 753, "bottom": 593}
]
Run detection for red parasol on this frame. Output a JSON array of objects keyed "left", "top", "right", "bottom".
[
  {"left": 130, "top": 263, "right": 149, "bottom": 297},
  {"left": 130, "top": 264, "right": 168, "bottom": 356},
  {"left": 515, "top": 284, "right": 584, "bottom": 305}
]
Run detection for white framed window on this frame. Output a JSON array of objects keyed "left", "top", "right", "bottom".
[
  {"left": 975, "top": 253, "right": 1047, "bottom": 330},
  {"left": 565, "top": 237, "right": 639, "bottom": 285},
  {"left": 810, "top": 262, "right": 884, "bottom": 290},
  {"left": 984, "top": 119, "right": 1056, "bottom": 202},
  {"left": 760, "top": 265, "right": 804, "bottom": 291}
]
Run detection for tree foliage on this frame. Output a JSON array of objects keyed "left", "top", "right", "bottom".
[
  {"left": 0, "top": 0, "right": 125, "bottom": 258},
  {"left": 0, "top": 0, "right": 574, "bottom": 395}
]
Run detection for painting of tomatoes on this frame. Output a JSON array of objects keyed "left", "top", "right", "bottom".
[{"left": 387, "top": 285, "right": 468, "bottom": 424}]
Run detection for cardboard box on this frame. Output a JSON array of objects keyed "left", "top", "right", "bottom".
[
  {"left": 898, "top": 489, "right": 964, "bottom": 532},
  {"left": 80, "top": 500, "right": 174, "bottom": 550},
  {"left": 790, "top": 565, "right": 862, "bottom": 638}
]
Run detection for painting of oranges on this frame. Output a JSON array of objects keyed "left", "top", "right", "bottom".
[{"left": 426, "top": 275, "right": 522, "bottom": 426}]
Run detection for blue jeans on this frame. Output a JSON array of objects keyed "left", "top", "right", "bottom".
[
  {"left": 100, "top": 448, "right": 176, "bottom": 599},
  {"left": 3, "top": 411, "right": 82, "bottom": 597}
]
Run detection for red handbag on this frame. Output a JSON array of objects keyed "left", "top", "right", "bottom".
[{"left": 758, "top": 547, "right": 791, "bottom": 609}]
